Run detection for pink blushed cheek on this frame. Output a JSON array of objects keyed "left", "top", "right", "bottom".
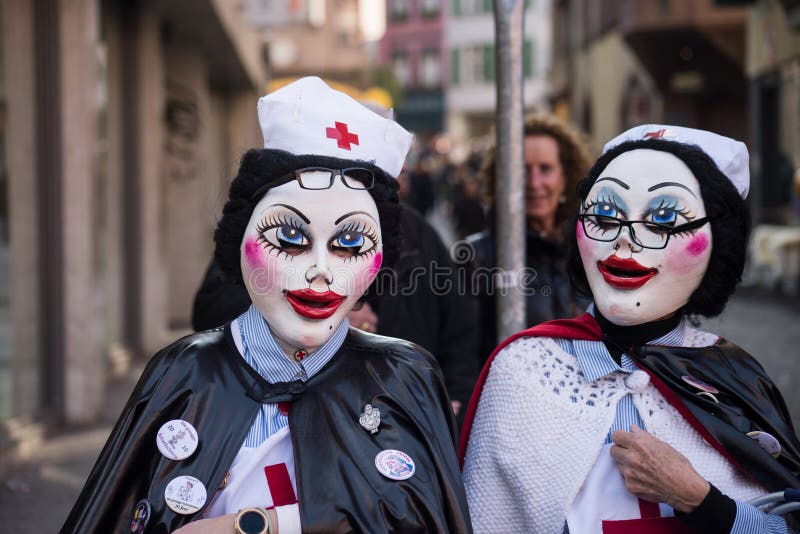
[
  {"left": 664, "top": 233, "right": 710, "bottom": 276},
  {"left": 244, "top": 237, "right": 266, "bottom": 269},
  {"left": 243, "top": 237, "right": 279, "bottom": 295},
  {"left": 351, "top": 253, "right": 382, "bottom": 297},
  {"left": 685, "top": 233, "right": 709, "bottom": 257},
  {"left": 576, "top": 221, "right": 599, "bottom": 258},
  {"left": 368, "top": 252, "right": 383, "bottom": 277}
]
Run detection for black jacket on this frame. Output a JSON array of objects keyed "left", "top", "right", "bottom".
[
  {"left": 61, "top": 326, "right": 472, "bottom": 533},
  {"left": 366, "top": 207, "right": 479, "bottom": 406}
]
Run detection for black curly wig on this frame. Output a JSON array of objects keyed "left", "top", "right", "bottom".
[
  {"left": 567, "top": 138, "right": 750, "bottom": 319},
  {"left": 214, "top": 148, "right": 401, "bottom": 286}
]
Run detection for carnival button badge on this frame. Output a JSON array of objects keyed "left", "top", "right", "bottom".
[
  {"left": 129, "top": 499, "right": 151, "bottom": 534},
  {"left": 156, "top": 419, "right": 199, "bottom": 461},
  {"left": 375, "top": 449, "right": 415, "bottom": 481},
  {"left": 681, "top": 375, "right": 719, "bottom": 395},
  {"left": 747, "top": 431, "right": 782, "bottom": 458},
  {"left": 359, "top": 403, "right": 381, "bottom": 434},
  {"left": 164, "top": 475, "right": 207, "bottom": 515}
]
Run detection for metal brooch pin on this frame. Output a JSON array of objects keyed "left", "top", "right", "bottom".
[{"left": 359, "top": 403, "right": 381, "bottom": 434}]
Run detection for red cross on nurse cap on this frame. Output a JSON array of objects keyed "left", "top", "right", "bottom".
[
  {"left": 602, "top": 124, "right": 750, "bottom": 199},
  {"left": 257, "top": 77, "right": 413, "bottom": 179}
]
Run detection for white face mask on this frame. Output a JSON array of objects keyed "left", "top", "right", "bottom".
[
  {"left": 577, "top": 149, "right": 713, "bottom": 326},
  {"left": 240, "top": 171, "right": 383, "bottom": 353}
]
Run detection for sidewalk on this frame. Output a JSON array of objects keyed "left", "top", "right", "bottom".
[
  {"left": 0, "top": 370, "right": 140, "bottom": 532},
  {"left": 1, "top": 287, "right": 798, "bottom": 532}
]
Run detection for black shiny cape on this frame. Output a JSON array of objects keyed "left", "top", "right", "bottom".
[
  {"left": 61, "top": 325, "right": 471, "bottom": 533},
  {"left": 634, "top": 340, "right": 800, "bottom": 494}
]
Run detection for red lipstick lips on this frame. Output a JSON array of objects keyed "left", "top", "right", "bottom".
[
  {"left": 285, "top": 289, "right": 347, "bottom": 320},
  {"left": 597, "top": 255, "right": 658, "bottom": 290}
]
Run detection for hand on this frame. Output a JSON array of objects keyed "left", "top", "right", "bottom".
[
  {"left": 349, "top": 302, "right": 378, "bottom": 333},
  {"left": 610, "top": 425, "right": 710, "bottom": 513},
  {"left": 451, "top": 400, "right": 462, "bottom": 416}
]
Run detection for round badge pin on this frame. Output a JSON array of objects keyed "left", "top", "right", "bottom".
[
  {"left": 747, "top": 431, "right": 782, "bottom": 458},
  {"left": 164, "top": 475, "right": 207, "bottom": 515},
  {"left": 681, "top": 375, "right": 719, "bottom": 395},
  {"left": 375, "top": 449, "right": 415, "bottom": 481},
  {"left": 129, "top": 498, "right": 151, "bottom": 534},
  {"left": 156, "top": 419, "right": 199, "bottom": 461}
]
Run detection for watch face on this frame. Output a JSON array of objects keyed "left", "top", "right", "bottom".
[{"left": 239, "top": 510, "right": 266, "bottom": 533}]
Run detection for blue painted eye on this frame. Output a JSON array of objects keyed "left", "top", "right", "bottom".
[
  {"left": 650, "top": 207, "right": 677, "bottom": 226},
  {"left": 331, "top": 228, "right": 377, "bottom": 258},
  {"left": 277, "top": 225, "right": 309, "bottom": 247},
  {"left": 333, "top": 231, "right": 365, "bottom": 249},
  {"left": 593, "top": 202, "right": 617, "bottom": 218}
]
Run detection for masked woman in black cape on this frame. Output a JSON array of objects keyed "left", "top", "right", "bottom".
[{"left": 62, "top": 77, "right": 471, "bottom": 534}]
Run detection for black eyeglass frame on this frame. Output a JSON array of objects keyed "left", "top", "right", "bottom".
[
  {"left": 250, "top": 166, "right": 375, "bottom": 203},
  {"left": 577, "top": 213, "right": 711, "bottom": 250}
]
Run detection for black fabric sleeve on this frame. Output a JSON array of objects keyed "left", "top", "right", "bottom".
[{"left": 675, "top": 483, "right": 736, "bottom": 533}]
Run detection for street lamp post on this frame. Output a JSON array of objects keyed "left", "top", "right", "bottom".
[{"left": 493, "top": 0, "right": 526, "bottom": 340}]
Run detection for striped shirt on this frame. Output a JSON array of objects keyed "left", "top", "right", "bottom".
[
  {"left": 557, "top": 309, "right": 789, "bottom": 533},
  {"left": 236, "top": 304, "right": 349, "bottom": 447}
]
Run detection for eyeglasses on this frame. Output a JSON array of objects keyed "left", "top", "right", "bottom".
[
  {"left": 577, "top": 213, "right": 710, "bottom": 249},
  {"left": 251, "top": 167, "right": 374, "bottom": 202}
]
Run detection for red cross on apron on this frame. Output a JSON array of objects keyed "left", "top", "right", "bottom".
[
  {"left": 602, "top": 498, "right": 692, "bottom": 533},
  {"left": 264, "top": 463, "right": 298, "bottom": 507},
  {"left": 326, "top": 121, "right": 359, "bottom": 150}
]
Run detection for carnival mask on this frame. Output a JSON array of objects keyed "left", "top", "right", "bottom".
[
  {"left": 240, "top": 171, "right": 383, "bottom": 353},
  {"left": 577, "top": 149, "right": 713, "bottom": 325}
]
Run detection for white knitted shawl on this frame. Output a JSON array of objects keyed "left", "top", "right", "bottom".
[{"left": 462, "top": 332, "right": 765, "bottom": 533}]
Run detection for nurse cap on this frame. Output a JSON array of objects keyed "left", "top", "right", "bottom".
[
  {"left": 257, "top": 77, "right": 413, "bottom": 179},
  {"left": 603, "top": 124, "right": 750, "bottom": 199}
]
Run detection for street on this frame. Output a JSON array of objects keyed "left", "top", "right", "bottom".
[{"left": 1, "top": 286, "right": 798, "bottom": 532}]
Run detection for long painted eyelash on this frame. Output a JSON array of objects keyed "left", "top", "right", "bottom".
[
  {"left": 583, "top": 194, "right": 620, "bottom": 214},
  {"left": 646, "top": 199, "right": 696, "bottom": 221},
  {"left": 256, "top": 213, "right": 306, "bottom": 235}
]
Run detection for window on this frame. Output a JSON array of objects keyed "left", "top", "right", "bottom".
[
  {"left": 421, "top": 0, "right": 440, "bottom": 17},
  {"left": 451, "top": 48, "right": 460, "bottom": 85},
  {"left": 483, "top": 44, "right": 495, "bottom": 81},
  {"left": 392, "top": 50, "right": 411, "bottom": 87},
  {"left": 390, "top": 0, "right": 408, "bottom": 21},
  {"left": 462, "top": 45, "right": 486, "bottom": 84},
  {"left": 524, "top": 40, "right": 534, "bottom": 78},
  {"left": 459, "top": 0, "right": 483, "bottom": 16},
  {"left": 420, "top": 49, "right": 440, "bottom": 87}
]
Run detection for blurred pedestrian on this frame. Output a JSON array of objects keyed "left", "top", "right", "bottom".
[
  {"left": 461, "top": 125, "right": 800, "bottom": 532},
  {"left": 468, "top": 113, "right": 593, "bottom": 363},
  {"left": 451, "top": 166, "right": 486, "bottom": 240},
  {"left": 406, "top": 152, "right": 436, "bottom": 216}
]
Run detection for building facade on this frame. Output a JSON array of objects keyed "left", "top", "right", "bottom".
[
  {"left": 746, "top": 0, "right": 800, "bottom": 225},
  {"left": 1, "top": 0, "right": 267, "bottom": 459},
  {"left": 551, "top": 0, "right": 748, "bottom": 154},
  {"left": 446, "top": 0, "right": 553, "bottom": 142},
  {"left": 380, "top": 0, "right": 447, "bottom": 136}
]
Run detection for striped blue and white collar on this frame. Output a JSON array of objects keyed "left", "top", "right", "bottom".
[
  {"left": 236, "top": 304, "right": 349, "bottom": 384},
  {"left": 570, "top": 304, "right": 687, "bottom": 383}
]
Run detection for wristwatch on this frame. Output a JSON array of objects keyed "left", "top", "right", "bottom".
[{"left": 234, "top": 508, "right": 271, "bottom": 534}]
